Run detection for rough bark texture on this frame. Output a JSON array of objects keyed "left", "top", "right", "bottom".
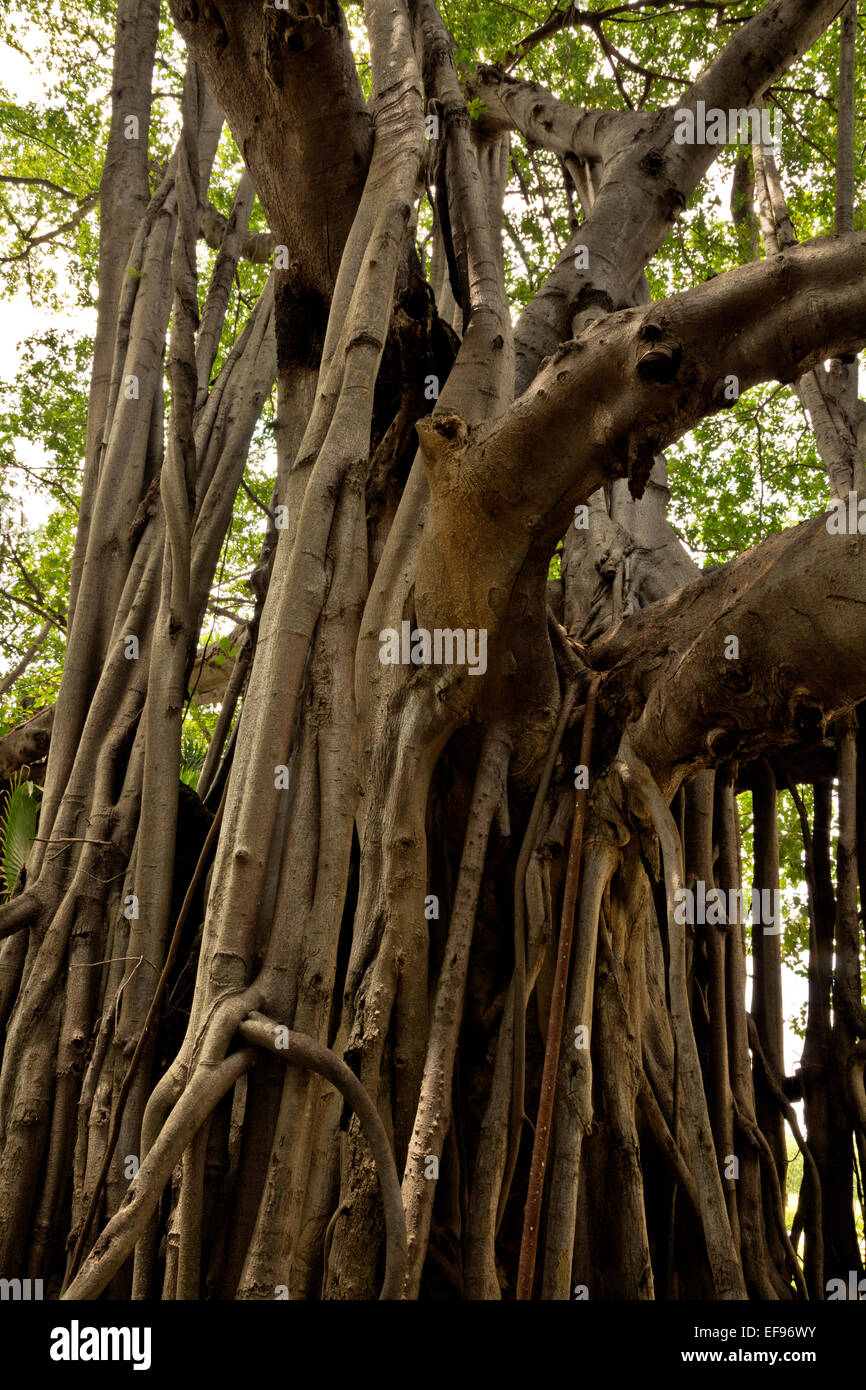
[{"left": 1, "top": 0, "right": 864, "bottom": 1303}]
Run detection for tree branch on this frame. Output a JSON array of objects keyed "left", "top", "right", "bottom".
[
  {"left": 593, "top": 511, "right": 866, "bottom": 792},
  {"left": 0, "top": 623, "right": 53, "bottom": 700},
  {"left": 416, "top": 230, "right": 866, "bottom": 655},
  {"left": 512, "top": 0, "right": 852, "bottom": 391},
  {"left": 0, "top": 705, "right": 54, "bottom": 778}
]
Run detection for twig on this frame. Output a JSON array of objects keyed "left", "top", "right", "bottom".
[{"left": 0, "top": 621, "right": 52, "bottom": 699}]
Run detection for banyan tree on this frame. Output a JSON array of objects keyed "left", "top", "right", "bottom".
[{"left": 0, "top": 0, "right": 864, "bottom": 1301}]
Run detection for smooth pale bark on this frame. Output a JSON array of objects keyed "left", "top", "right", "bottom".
[
  {"left": 414, "top": 231, "right": 866, "bottom": 707},
  {"left": 509, "top": 0, "right": 852, "bottom": 390},
  {"left": 71, "top": 0, "right": 161, "bottom": 627}
]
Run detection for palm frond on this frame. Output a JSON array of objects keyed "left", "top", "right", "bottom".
[{"left": 0, "top": 776, "right": 41, "bottom": 898}]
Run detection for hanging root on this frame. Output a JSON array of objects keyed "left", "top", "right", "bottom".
[
  {"left": 617, "top": 732, "right": 746, "bottom": 1299},
  {"left": 499, "top": 678, "right": 579, "bottom": 1233},
  {"left": 401, "top": 723, "right": 512, "bottom": 1298},
  {"left": 62, "top": 1048, "right": 259, "bottom": 1300},
  {"left": 63, "top": 1014, "right": 407, "bottom": 1300},
  {"left": 517, "top": 673, "right": 600, "bottom": 1298},
  {"left": 65, "top": 787, "right": 228, "bottom": 1283},
  {"left": 236, "top": 1014, "right": 408, "bottom": 1301}
]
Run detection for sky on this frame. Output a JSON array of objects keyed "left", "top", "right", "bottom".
[{"left": 1, "top": 30, "right": 97, "bottom": 526}]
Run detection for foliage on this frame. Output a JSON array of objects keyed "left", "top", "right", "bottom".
[
  {"left": 0, "top": 772, "right": 39, "bottom": 897},
  {"left": 178, "top": 732, "right": 205, "bottom": 789}
]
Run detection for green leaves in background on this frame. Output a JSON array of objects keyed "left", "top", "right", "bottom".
[
  {"left": 0, "top": 773, "right": 40, "bottom": 897},
  {"left": 179, "top": 733, "right": 206, "bottom": 790}
]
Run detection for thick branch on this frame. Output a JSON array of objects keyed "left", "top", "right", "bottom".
[
  {"left": 513, "top": 0, "right": 850, "bottom": 390},
  {"left": 0, "top": 705, "right": 54, "bottom": 778},
  {"left": 470, "top": 67, "right": 634, "bottom": 165},
  {"left": 169, "top": 0, "right": 371, "bottom": 302},
  {"left": 199, "top": 197, "right": 274, "bottom": 266},
  {"left": 416, "top": 232, "right": 866, "bottom": 655},
  {"left": 592, "top": 513, "right": 866, "bottom": 792}
]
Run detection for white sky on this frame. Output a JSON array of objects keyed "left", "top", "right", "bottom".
[{"left": 1, "top": 33, "right": 98, "bottom": 526}]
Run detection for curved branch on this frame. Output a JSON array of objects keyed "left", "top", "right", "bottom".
[
  {"left": 0, "top": 888, "right": 41, "bottom": 941},
  {"left": 418, "top": 232, "right": 866, "bottom": 666},
  {"left": 513, "top": 0, "right": 851, "bottom": 389},
  {"left": 237, "top": 1013, "right": 408, "bottom": 1301},
  {"left": 0, "top": 706, "right": 54, "bottom": 778},
  {"left": 470, "top": 66, "right": 633, "bottom": 164},
  {"left": 504, "top": 232, "right": 866, "bottom": 531},
  {"left": 62, "top": 1048, "right": 258, "bottom": 1300},
  {"left": 593, "top": 513, "right": 866, "bottom": 793},
  {"left": 199, "top": 199, "right": 274, "bottom": 266}
]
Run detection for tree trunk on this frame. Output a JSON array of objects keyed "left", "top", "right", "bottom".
[{"left": 1, "top": 0, "right": 864, "bottom": 1304}]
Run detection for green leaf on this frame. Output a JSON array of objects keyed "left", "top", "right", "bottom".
[
  {"left": 179, "top": 732, "right": 206, "bottom": 790},
  {"left": 0, "top": 778, "right": 40, "bottom": 898}
]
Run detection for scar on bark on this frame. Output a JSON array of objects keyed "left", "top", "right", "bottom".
[
  {"left": 265, "top": 0, "right": 342, "bottom": 85},
  {"left": 274, "top": 277, "right": 328, "bottom": 371},
  {"left": 416, "top": 412, "right": 470, "bottom": 483}
]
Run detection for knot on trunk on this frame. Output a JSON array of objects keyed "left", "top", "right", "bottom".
[
  {"left": 265, "top": 0, "right": 340, "bottom": 83},
  {"left": 787, "top": 687, "right": 826, "bottom": 744},
  {"left": 636, "top": 341, "right": 682, "bottom": 384},
  {"left": 416, "top": 412, "right": 470, "bottom": 483}
]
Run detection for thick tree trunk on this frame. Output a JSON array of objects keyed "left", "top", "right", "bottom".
[{"left": 1, "top": 0, "right": 864, "bottom": 1304}]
